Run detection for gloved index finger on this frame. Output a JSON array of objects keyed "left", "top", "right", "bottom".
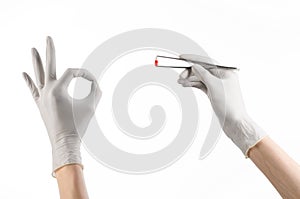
[
  {"left": 180, "top": 54, "right": 238, "bottom": 70},
  {"left": 59, "top": 68, "right": 97, "bottom": 88},
  {"left": 60, "top": 68, "right": 101, "bottom": 103},
  {"left": 180, "top": 54, "right": 217, "bottom": 66}
]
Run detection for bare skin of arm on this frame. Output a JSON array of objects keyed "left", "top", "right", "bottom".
[
  {"left": 55, "top": 164, "right": 89, "bottom": 199},
  {"left": 248, "top": 136, "right": 300, "bottom": 199}
]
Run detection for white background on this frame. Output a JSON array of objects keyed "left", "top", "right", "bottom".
[{"left": 1, "top": 0, "right": 300, "bottom": 198}]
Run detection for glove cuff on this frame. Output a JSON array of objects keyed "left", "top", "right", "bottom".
[
  {"left": 51, "top": 130, "right": 82, "bottom": 177},
  {"left": 226, "top": 117, "right": 267, "bottom": 157}
]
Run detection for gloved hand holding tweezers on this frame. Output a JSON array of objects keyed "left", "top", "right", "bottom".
[{"left": 175, "top": 54, "right": 266, "bottom": 156}]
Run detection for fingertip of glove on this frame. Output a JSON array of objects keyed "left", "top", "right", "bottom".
[
  {"left": 46, "top": 36, "right": 53, "bottom": 43},
  {"left": 22, "top": 72, "right": 28, "bottom": 81},
  {"left": 31, "top": 48, "right": 37, "bottom": 55}
]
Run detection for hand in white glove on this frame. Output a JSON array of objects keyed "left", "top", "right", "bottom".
[
  {"left": 178, "top": 54, "right": 266, "bottom": 156},
  {"left": 22, "top": 36, "right": 101, "bottom": 176}
]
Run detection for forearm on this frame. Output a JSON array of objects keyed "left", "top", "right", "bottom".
[
  {"left": 55, "top": 164, "right": 89, "bottom": 199},
  {"left": 248, "top": 136, "right": 300, "bottom": 199}
]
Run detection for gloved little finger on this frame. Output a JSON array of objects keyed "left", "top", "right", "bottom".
[
  {"left": 22, "top": 72, "right": 40, "bottom": 100},
  {"left": 182, "top": 81, "right": 198, "bottom": 87},
  {"left": 181, "top": 80, "right": 207, "bottom": 93}
]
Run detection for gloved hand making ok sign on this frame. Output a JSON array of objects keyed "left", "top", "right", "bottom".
[{"left": 22, "top": 36, "right": 101, "bottom": 176}]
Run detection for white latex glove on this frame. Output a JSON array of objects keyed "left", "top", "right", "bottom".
[
  {"left": 178, "top": 54, "right": 266, "bottom": 156},
  {"left": 22, "top": 37, "right": 101, "bottom": 176}
]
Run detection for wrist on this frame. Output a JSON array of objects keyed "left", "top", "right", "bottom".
[{"left": 55, "top": 164, "right": 84, "bottom": 178}]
